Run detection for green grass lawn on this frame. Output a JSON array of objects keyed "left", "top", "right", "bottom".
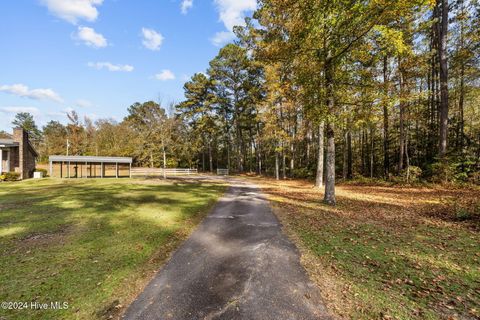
[
  {"left": 0, "top": 178, "right": 225, "bottom": 320},
  {"left": 253, "top": 177, "right": 480, "bottom": 320}
]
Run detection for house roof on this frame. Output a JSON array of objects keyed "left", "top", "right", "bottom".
[
  {"left": 49, "top": 155, "right": 133, "bottom": 164},
  {"left": 0, "top": 139, "right": 19, "bottom": 148}
]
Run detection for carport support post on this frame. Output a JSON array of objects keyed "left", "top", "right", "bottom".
[
  {"left": 116, "top": 162, "right": 118, "bottom": 178},
  {"left": 6, "top": 150, "right": 10, "bottom": 172},
  {"left": 100, "top": 162, "right": 104, "bottom": 178},
  {"left": 68, "top": 161, "right": 70, "bottom": 178},
  {"left": 129, "top": 163, "right": 132, "bottom": 178},
  {"left": 85, "top": 162, "right": 88, "bottom": 178}
]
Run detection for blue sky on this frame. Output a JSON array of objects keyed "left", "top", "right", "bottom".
[{"left": 0, "top": 0, "right": 256, "bottom": 131}]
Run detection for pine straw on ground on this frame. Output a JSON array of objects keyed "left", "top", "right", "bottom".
[{"left": 247, "top": 177, "right": 479, "bottom": 320}]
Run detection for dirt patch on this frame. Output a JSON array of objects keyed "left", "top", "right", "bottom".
[
  {"left": 0, "top": 200, "right": 35, "bottom": 211},
  {"left": 18, "top": 225, "right": 73, "bottom": 248}
]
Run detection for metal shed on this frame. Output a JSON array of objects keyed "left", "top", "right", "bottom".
[{"left": 48, "top": 156, "right": 132, "bottom": 178}]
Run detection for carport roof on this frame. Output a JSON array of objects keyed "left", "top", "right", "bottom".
[{"left": 49, "top": 155, "right": 132, "bottom": 164}]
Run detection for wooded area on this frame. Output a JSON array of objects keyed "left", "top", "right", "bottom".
[{"left": 3, "top": 0, "right": 479, "bottom": 205}]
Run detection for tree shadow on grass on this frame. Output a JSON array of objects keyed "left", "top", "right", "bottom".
[
  {"left": 0, "top": 180, "right": 223, "bottom": 226},
  {"left": 0, "top": 179, "right": 225, "bottom": 320}
]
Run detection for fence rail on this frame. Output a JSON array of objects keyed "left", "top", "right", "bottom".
[{"left": 131, "top": 168, "right": 198, "bottom": 177}]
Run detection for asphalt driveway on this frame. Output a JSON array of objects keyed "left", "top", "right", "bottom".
[{"left": 123, "top": 179, "right": 331, "bottom": 320}]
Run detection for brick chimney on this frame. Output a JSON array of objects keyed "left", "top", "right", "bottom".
[
  {"left": 13, "top": 127, "right": 27, "bottom": 143},
  {"left": 13, "top": 127, "right": 29, "bottom": 179}
]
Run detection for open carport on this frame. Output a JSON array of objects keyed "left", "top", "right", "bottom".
[{"left": 48, "top": 155, "right": 132, "bottom": 178}]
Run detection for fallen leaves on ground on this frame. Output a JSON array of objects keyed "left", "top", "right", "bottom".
[{"left": 248, "top": 176, "right": 480, "bottom": 320}]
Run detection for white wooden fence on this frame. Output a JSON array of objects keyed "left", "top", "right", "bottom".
[
  {"left": 131, "top": 168, "right": 198, "bottom": 178},
  {"left": 217, "top": 168, "right": 229, "bottom": 176}
]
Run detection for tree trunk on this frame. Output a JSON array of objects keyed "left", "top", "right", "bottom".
[
  {"left": 458, "top": 0, "right": 465, "bottom": 162},
  {"left": 256, "top": 130, "right": 262, "bottom": 175},
  {"left": 342, "top": 122, "right": 352, "bottom": 180},
  {"left": 324, "top": 57, "right": 336, "bottom": 205},
  {"left": 290, "top": 142, "right": 294, "bottom": 174},
  {"left": 370, "top": 126, "right": 374, "bottom": 178},
  {"left": 383, "top": 55, "right": 390, "bottom": 178},
  {"left": 405, "top": 126, "right": 410, "bottom": 182},
  {"left": 227, "top": 139, "right": 231, "bottom": 170},
  {"left": 162, "top": 143, "right": 167, "bottom": 179},
  {"left": 459, "top": 62, "right": 465, "bottom": 152},
  {"left": 343, "top": 129, "right": 348, "bottom": 180},
  {"left": 347, "top": 129, "right": 352, "bottom": 179},
  {"left": 282, "top": 144, "right": 287, "bottom": 179},
  {"left": 324, "top": 122, "right": 336, "bottom": 205},
  {"left": 208, "top": 140, "right": 213, "bottom": 172},
  {"left": 315, "top": 122, "right": 324, "bottom": 188},
  {"left": 361, "top": 129, "right": 366, "bottom": 175},
  {"left": 306, "top": 128, "right": 311, "bottom": 165},
  {"left": 399, "top": 59, "right": 405, "bottom": 172},
  {"left": 258, "top": 154, "right": 262, "bottom": 175},
  {"left": 438, "top": 0, "right": 449, "bottom": 158},
  {"left": 249, "top": 129, "right": 254, "bottom": 173},
  {"left": 275, "top": 150, "right": 280, "bottom": 181}
]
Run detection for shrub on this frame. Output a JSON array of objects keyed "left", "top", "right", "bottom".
[
  {"left": 399, "top": 166, "right": 422, "bottom": 183},
  {"left": 343, "top": 175, "right": 390, "bottom": 186},
  {"left": 450, "top": 158, "right": 479, "bottom": 184},
  {"left": 0, "top": 172, "right": 20, "bottom": 181},
  {"left": 292, "top": 168, "right": 313, "bottom": 179},
  {"left": 430, "top": 161, "right": 454, "bottom": 183}
]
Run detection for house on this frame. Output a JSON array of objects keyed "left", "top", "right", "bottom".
[{"left": 0, "top": 128, "right": 38, "bottom": 179}]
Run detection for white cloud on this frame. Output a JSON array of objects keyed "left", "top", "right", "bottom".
[
  {"left": 214, "top": 0, "right": 257, "bottom": 30},
  {"left": 75, "top": 99, "right": 93, "bottom": 108},
  {"left": 211, "top": 0, "right": 256, "bottom": 46},
  {"left": 0, "top": 106, "right": 41, "bottom": 131},
  {"left": 0, "top": 106, "right": 40, "bottom": 115},
  {"left": 155, "top": 70, "right": 176, "bottom": 81},
  {"left": 0, "top": 84, "right": 63, "bottom": 103},
  {"left": 87, "top": 62, "right": 134, "bottom": 72},
  {"left": 181, "top": 0, "right": 193, "bottom": 14},
  {"left": 210, "top": 31, "right": 236, "bottom": 46},
  {"left": 41, "top": 0, "right": 103, "bottom": 24},
  {"left": 141, "top": 28, "right": 164, "bottom": 51},
  {"left": 75, "top": 26, "right": 107, "bottom": 48}
]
